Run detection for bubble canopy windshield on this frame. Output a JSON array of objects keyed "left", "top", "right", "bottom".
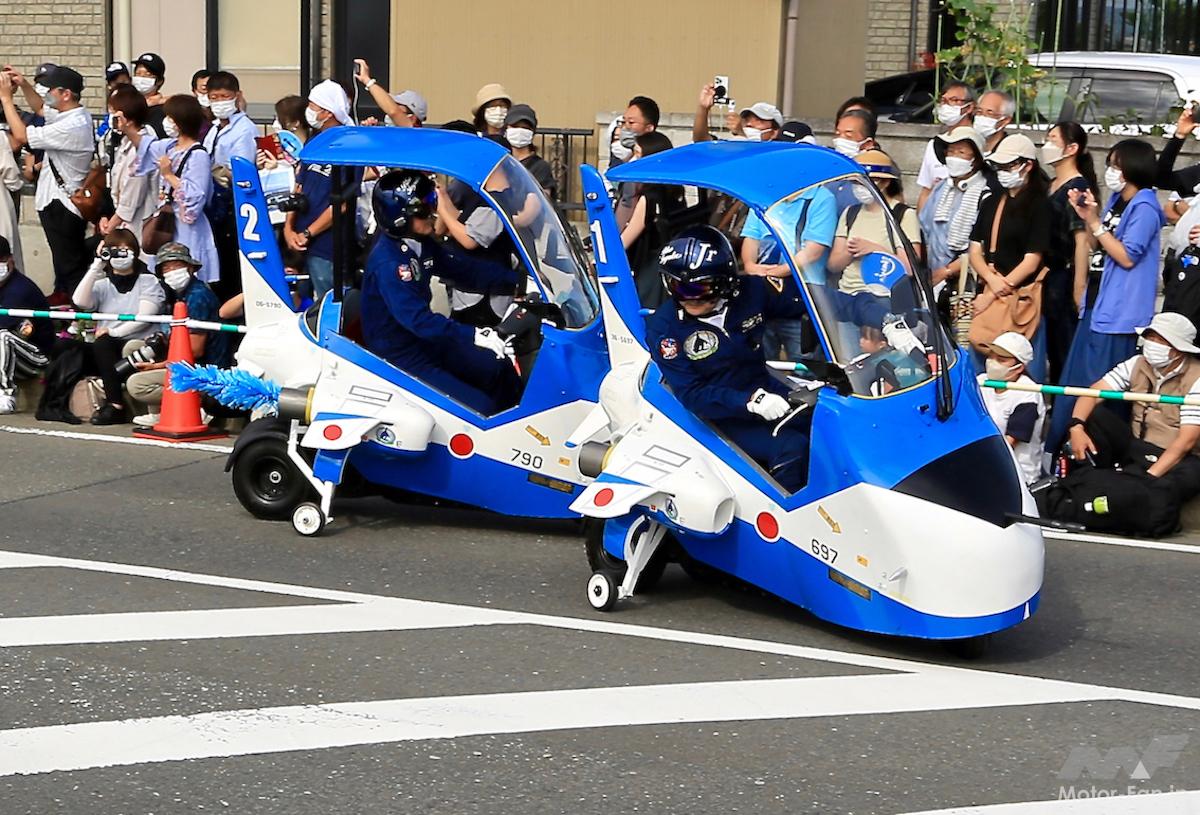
[{"left": 757, "top": 173, "right": 944, "bottom": 397}]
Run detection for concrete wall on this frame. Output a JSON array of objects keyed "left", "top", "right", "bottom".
[{"left": 0, "top": 0, "right": 110, "bottom": 110}]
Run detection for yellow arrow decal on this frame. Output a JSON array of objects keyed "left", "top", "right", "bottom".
[
  {"left": 817, "top": 505, "right": 842, "bottom": 534},
  {"left": 525, "top": 425, "right": 551, "bottom": 447}
]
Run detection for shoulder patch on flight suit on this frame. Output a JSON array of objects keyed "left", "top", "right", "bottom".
[
  {"left": 684, "top": 329, "right": 719, "bottom": 360},
  {"left": 659, "top": 338, "right": 679, "bottom": 360},
  {"left": 397, "top": 258, "right": 421, "bottom": 282}
]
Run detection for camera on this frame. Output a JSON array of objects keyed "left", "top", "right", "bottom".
[
  {"left": 99, "top": 247, "right": 131, "bottom": 262},
  {"left": 113, "top": 333, "right": 168, "bottom": 380},
  {"left": 276, "top": 193, "right": 309, "bottom": 214},
  {"left": 713, "top": 75, "right": 731, "bottom": 106}
]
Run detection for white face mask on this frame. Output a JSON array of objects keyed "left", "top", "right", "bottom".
[
  {"left": 1143, "top": 340, "right": 1176, "bottom": 369},
  {"left": 1041, "top": 143, "right": 1065, "bottom": 165},
  {"left": 833, "top": 137, "right": 865, "bottom": 157},
  {"left": 33, "top": 83, "right": 49, "bottom": 98},
  {"left": 611, "top": 141, "right": 633, "bottom": 162},
  {"left": 974, "top": 115, "right": 1001, "bottom": 139},
  {"left": 985, "top": 358, "right": 1021, "bottom": 381},
  {"left": 505, "top": 126, "right": 534, "bottom": 148},
  {"left": 742, "top": 125, "right": 764, "bottom": 143},
  {"left": 197, "top": 93, "right": 210, "bottom": 108},
  {"left": 132, "top": 75, "right": 156, "bottom": 94},
  {"left": 305, "top": 107, "right": 325, "bottom": 130},
  {"left": 42, "top": 90, "right": 58, "bottom": 110},
  {"left": 0, "top": 262, "right": 10, "bottom": 283},
  {"left": 163, "top": 268, "right": 191, "bottom": 292},
  {"left": 936, "top": 103, "right": 968, "bottom": 127},
  {"left": 210, "top": 99, "right": 237, "bottom": 120},
  {"left": 1105, "top": 166, "right": 1127, "bottom": 193},
  {"left": 109, "top": 252, "right": 135, "bottom": 272},
  {"left": 162, "top": 117, "right": 179, "bottom": 139},
  {"left": 484, "top": 106, "right": 508, "bottom": 128},
  {"left": 852, "top": 184, "right": 876, "bottom": 204},
  {"left": 997, "top": 167, "right": 1027, "bottom": 190},
  {"left": 944, "top": 156, "right": 975, "bottom": 178}
]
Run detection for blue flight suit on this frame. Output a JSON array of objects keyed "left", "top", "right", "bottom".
[
  {"left": 645, "top": 277, "right": 810, "bottom": 491},
  {"left": 361, "top": 234, "right": 522, "bottom": 415}
]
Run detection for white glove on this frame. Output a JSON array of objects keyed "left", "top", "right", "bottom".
[
  {"left": 87, "top": 257, "right": 107, "bottom": 280},
  {"left": 747, "top": 388, "right": 790, "bottom": 421},
  {"left": 474, "top": 327, "right": 509, "bottom": 360}
]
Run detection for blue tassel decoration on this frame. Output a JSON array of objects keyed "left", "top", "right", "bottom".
[{"left": 168, "top": 363, "right": 281, "bottom": 411}]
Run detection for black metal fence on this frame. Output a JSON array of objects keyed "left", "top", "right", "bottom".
[{"left": 1037, "top": 0, "right": 1200, "bottom": 55}]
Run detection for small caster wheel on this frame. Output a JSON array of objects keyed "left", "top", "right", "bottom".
[
  {"left": 587, "top": 571, "right": 619, "bottom": 612},
  {"left": 292, "top": 502, "right": 326, "bottom": 537}
]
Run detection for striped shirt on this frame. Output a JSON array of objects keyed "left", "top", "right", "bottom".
[{"left": 1101, "top": 355, "right": 1200, "bottom": 426}]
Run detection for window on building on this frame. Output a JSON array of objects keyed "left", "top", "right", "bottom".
[{"left": 212, "top": 0, "right": 303, "bottom": 111}]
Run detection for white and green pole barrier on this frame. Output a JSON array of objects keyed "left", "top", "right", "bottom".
[
  {"left": 0, "top": 307, "right": 247, "bottom": 334},
  {"left": 983, "top": 379, "right": 1200, "bottom": 407}
]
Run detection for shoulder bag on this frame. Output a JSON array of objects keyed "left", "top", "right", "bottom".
[
  {"left": 967, "top": 194, "right": 1048, "bottom": 353},
  {"left": 142, "top": 144, "right": 202, "bottom": 255}
]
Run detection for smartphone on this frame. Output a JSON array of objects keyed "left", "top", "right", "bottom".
[
  {"left": 256, "top": 134, "right": 282, "bottom": 158},
  {"left": 713, "top": 75, "right": 730, "bottom": 106}
]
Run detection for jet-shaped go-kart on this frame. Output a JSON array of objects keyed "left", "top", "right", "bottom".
[
  {"left": 220, "top": 128, "right": 607, "bottom": 535},
  {"left": 567, "top": 141, "right": 1045, "bottom": 651}
]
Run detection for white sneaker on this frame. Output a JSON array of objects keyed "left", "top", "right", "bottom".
[
  {"left": 0, "top": 391, "right": 15, "bottom": 415},
  {"left": 132, "top": 412, "right": 160, "bottom": 427},
  {"left": 882, "top": 313, "right": 924, "bottom": 358}
]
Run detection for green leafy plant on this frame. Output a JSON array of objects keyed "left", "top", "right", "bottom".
[{"left": 935, "top": 0, "right": 1043, "bottom": 122}]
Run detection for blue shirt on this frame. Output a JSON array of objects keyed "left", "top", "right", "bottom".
[
  {"left": 644, "top": 278, "right": 806, "bottom": 422},
  {"left": 361, "top": 235, "right": 518, "bottom": 369},
  {"left": 179, "top": 278, "right": 232, "bottom": 367},
  {"left": 295, "top": 162, "right": 364, "bottom": 260},
  {"left": 202, "top": 111, "right": 257, "bottom": 170},
  {"left": 741, "top": 187, "right": 837, "bottom": 285},
  {"left": 0, "top": 271, "right": 53, "bottom": 352},
  {"left": 1091, "top": 188, "right": 1165, "bottom": 335}
]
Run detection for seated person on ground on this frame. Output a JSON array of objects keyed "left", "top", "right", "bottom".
[
  {"left": 127, "top": 242, "right": 233, "bottom": 427},
  {"left": 361, "top": 170, "right": 522, "bottom": 416},
  {"left": 1067, "top": 312, "right": 1200, "bottom": 502},
  {"left": 644, "top": 224, "right": 810, "bottom": 492},
  {"left": 977, "top": 331, "right": 1045, "bottom": 485},
  {"left": 0, "top": 235, "right": 53, "bottom": 414}
]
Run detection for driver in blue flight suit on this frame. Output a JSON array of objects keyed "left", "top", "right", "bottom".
[
  {"left": 645, "top": 225, "right": 810, "bottom": 492},
  {"left": 361, "top": 170, "right": 523, "bottom": 415}
]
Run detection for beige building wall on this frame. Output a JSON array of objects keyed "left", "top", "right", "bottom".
[
  {"left": 0, "top": 0, "right": 109, "bottom": 109},
  {"left": 388, "top": 0, "right": 786, "bottom": 128},
  {"left": 120, "top": 0, "right": 207, "bottom": 97},
  {"left": 789, "top": 0, "right": 870, "bottom": 119}
]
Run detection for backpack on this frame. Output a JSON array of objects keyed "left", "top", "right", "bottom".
[{"left": 1036, "top": 466, "right": 1181, "bottom": 538}]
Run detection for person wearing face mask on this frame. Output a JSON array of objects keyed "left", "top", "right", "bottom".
[
  {"left": 283, "top": 80, "right": 360, "bottom": 300},
  {"left": 471, "top": 84, "right": 511, "bottom": 137},
  {"left": 1047, "top": 139, "right": 1166, "bottom": 453},
  {"left": 34, "top": 229, "right": 167, "bottom": 425},
  {"left": 735, "top": 103, "right": 783, "bottom": 143},
  {"left": 0, "top": 64, "right": 93, "bottom": 305},
  {"left": 0, "top": 236, "right": 52, "bottom": 414},
  {"left": 919, "top": 127, "right": 991, "bottom": 293},
  {"left": 973, "top": 90, "right": 1015, "bottom": 156},
  {"left": 126, "top": 242, "right": 230, "bottom": 426},
  {"left": 830, "top": 151, "right": 922, "bottom": 295},
  {"left": 977, "top": 331, "right": 1045, "bottom": 485},
  {"left": 191, "top": 69, "right": 212, "bottom": 121},
  {"left": 99, "top": 87, "right": 159, "bottom": 266},
  {"left": 831, "top": 110, "right": 878, "bottom": 159},
  {"left": 616, "top": 132, "right": 687, "bottom": 308},
  {"left": 95, "top": 62, "right": 132, "bottom": 149},
  {"left": 202, "top": 71, "right": 257, "bottom": 300},
  {"left": 968, "top": 134, "right": 1052, "bottom": 380},
  {"left": 916, "top": 82, "right": 976, "bottom": 212},
  {"left": 503, "top": 104, "right": 556, "bottom": 200},
  {"left": 1066, "top": 312, "right": 1200, "bottom": 501},
  {"left": 1042, "top": 121, "right": 1099, "bottom": 384},
  {"left": 132, "top": 53, "right": 168, "bottom": 138}
]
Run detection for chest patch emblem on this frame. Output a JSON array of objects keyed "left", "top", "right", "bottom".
[
  {"left": 397, "top": 259, "right": 421, "bottom": 282},
  {"left": 659, "top": 338, "right": 679, "bottom": 360},
  {"left": 684, "top": 330, "right": 720, "bottom": 360},
  {"left": 740, "top": 314, "right": 763, "bottom": 332}
]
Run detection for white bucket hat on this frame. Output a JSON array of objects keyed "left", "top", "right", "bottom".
[{"left": 1136, "top": 312, "right": 1200, "bottom": 353}]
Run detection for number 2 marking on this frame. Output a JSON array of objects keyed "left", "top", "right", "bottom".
[
  {"left": 240, "top": 202, "right": 261, "bottom": 243},
  {"left": 589, "top": 220, "right": 608, "bottom": 264}
]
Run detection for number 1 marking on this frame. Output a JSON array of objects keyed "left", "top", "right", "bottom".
[{"left": 589, "top": 220, "right": 608, "bottom": 264}]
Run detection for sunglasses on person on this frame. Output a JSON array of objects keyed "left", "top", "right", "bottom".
[{"left": 664, "top": 276, "right": 719, "bottom": 301}]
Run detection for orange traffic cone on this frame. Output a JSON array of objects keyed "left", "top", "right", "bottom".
[{"left": 133, "top": 301, "right": 227, "bottom": 442}]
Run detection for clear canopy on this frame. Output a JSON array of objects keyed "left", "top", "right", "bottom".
[
  {"left": 482, "top": 156, "right": 599, "bottom": 328},
  {"left": 759, "top": 174, "right": 944, "bottom": 397}
]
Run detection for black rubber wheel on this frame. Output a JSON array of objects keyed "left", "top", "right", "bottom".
[
  {"left": 945, "top": 634, "right": 992, "bottom": 660},
  {"left": 231, "top": 438, "right": 314, "bottom": 520},
  {"left": 584, "top": 518, "right": 668, "bottom": 592}
]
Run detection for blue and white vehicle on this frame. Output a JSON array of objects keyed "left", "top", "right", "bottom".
[
  {"left": 224, "top": 128, "right": 606, "bottom": 535},
  {"left": 569, "top": 141, "right": 1045, "bottom": 649}
]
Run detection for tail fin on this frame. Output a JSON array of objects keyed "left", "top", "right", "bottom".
[
  {"left": 580, "top": 164, "right": 649, "bottom": 369},
  {"left": 231, "top": 156, "right": 296, "bottom": 327}
]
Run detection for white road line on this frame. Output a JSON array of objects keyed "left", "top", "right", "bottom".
[
  {"left": 902, "top": 789, "right": 1200, "bottom": 813},
  {"left": 0, "top": 424, "right": 232, "bottom": 454},
  {"left": 1044, "top": 530, "right": 1200, "bottom": 555},
  {"left": 0, "top": 672, "right": 1103, "bottom": 777}
]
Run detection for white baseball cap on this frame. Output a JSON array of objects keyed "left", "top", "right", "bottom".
[
  {"left": 988, "top": 332, "right": 1034, "bottom": 365},
  {"left": 1136, "top": 312, "right": 1200, "bottom": 353},
  {"left": 739, "top": 102, "right": 783, "bottom": 128}
]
